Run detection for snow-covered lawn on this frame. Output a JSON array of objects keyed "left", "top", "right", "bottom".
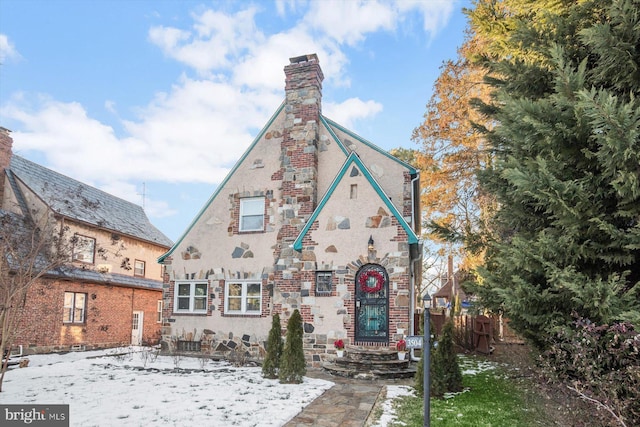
[{"left": 0, "top": 347, "right": 334, "bottom": 426}]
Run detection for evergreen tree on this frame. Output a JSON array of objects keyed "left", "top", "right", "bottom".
[
  {"left": 467, "top": 0, "right": 640, "bottom": 348},
  {"left": 431, "top": 320, "right": 463, "bottom": 397},
  {"left": 262, "top": 313, "right": 283, "bottom": 379},
  {"left": 279, "top": 309, "right": 306, "bottom": 384}
]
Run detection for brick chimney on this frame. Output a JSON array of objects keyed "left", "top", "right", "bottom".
[
  {"left": 0, "top": 127, "right": 13, "bottom": 205},
  {"left": 274, "top": 54, "right": 324, "bottom": 295},
  {"left": 281, "top": 54, "right": 323, "bottom": 218}
]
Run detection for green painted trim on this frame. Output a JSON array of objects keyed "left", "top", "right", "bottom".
[
  {"left": 322, "top": 116, "right": 418, "bottom": 174},
  {"left": 158, "top": 102, "right": 285, "bottom": 263},
  {"left": 292, "top": 152, "right": 419, "bottom": 251},
  {"left": 320, "top": 116, "right": 349, "bottom": 156}
]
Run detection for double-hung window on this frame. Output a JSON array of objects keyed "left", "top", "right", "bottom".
[
  {"left": 225, "top": 281, "right": 262, "bottom": 315},
  {"left": 72, "top": 234, "right": 95, "bottom": 264},
  {"left": 174, "top": 282, "right": 208, "bottom": 314},
  {"left": 63, "top": 292, "right": 86, "bottom": 323},
  {"left": 239, "top": 197, "right": 265, "bottom": 232},
  {"left": 134, "top": 260, "right": 145, "bottom": 277}
]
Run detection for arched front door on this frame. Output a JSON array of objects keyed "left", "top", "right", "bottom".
[{"left": 355, "top": 264, "right": 389, "bottom": 343}]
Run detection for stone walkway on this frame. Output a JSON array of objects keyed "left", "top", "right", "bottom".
[{"left": 283, "top": 368, "right": 412, "bottom": 427}]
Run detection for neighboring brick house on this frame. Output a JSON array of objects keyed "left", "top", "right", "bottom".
[
  {"left": 0, "top": 128, "right": 173, "bottom": 354},
  {"left": 158, "top": 54, "right": 422, "bottom": 366}
]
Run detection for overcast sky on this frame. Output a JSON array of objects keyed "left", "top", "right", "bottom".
[{"left": 0, "top": 0, "right": 470, "bottom": 242}]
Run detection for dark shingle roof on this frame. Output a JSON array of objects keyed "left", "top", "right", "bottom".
[
  {"left": 9, "top": 155, "right": 172, "bottom": 248},
  {"left": 49, "top": 266, "right": 163, "bottom": 291}
]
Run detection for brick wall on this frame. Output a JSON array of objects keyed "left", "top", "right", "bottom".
[{"left": 13, "top": 278, "right": 162, "bottom": 354}]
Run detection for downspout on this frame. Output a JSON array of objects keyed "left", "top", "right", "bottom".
[
  {"left": 409, "top": 172, "right": 420, "bottom": 337},
  {"left": 411, "top": 172, "right": 420, "bottom": 233},
  {"left": 410, "top": 245, "right": 423, "bottom": 362},
  {"left": 410, "top": 172, "right": 421, "bottom": 361}
]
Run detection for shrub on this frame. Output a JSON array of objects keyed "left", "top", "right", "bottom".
[
  {"left": 279, "top": 309, "right": 306, "bottom": 384},
  {"left": 431, "top": 319, "right": 463, "bottom": 397},
  {"left": 542, "top": 318, "right": 639, "bottom": 426},
  {"left": 262, "top": 313, "right": 283, "bottom": 379}
]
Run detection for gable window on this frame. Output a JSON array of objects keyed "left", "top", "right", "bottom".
[
  {"left": 225, "top": 281, "right": 262, "bottom": 315},
  {"left": 316, "top": 271, "right": 333, "bottom": 296},
  {"left": 350, "top": 184, "right": 357, "bottom": 199},
  {"left": 174, "top": 282, "right": 208, "bottom": 314},
  {"left": 134, "top": 260, "right": 145, "bottom": 277},
  {"left": 72, "top": 234, "right": 95, "bottom": 263},
  {"left": 239, "top": 197, "right": 265, "bottom": 232},
  {"left": 63, "top": 292, "right": 86, "bottom": 323}
]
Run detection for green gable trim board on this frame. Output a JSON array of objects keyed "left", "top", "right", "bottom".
[
  {"left": 157, "top": 102, "right": 285, "bottom": 263},
  {"left": 292, "top": 152, "right": 419, "bottom": 251},
  {"left": 320, "top": 116, "right": 350, "bottom": 156},
  {"left": 322, "top": 117, "right": 418, "bottom": 175}
]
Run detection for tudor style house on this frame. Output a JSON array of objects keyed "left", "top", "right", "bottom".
[
  {"left": 0, "top": 128, "right": 172, "bottom": 354},
  {"left": 158, "top": 54, "right": 422, "bottom": 365}
]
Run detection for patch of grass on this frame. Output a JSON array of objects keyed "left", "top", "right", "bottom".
[{"left": 387, "top": 356, "right": 553, "bottom": 427}]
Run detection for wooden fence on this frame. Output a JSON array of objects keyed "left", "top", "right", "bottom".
[{"left": 413, "top": 311, "right": 523, "bottom": 353}]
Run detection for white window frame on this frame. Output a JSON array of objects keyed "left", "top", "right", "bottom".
[
  {"left": 239, "top": 197, "right": 265, "bottom": 232},
  {"left": 72, "top": 234, "right": 96, "bottom": 264},
  {"left": 63, "top": 292, "right": 86, "bottom": 323},
  {"left": 134, "top": 259, "right": 146, "bottom": 277},
  {"left": 225, "top": 281, "right": 262, "bottom": 315},
  {"left": 157, "top": 300, "right": 163, "bottom": 323},
  {"left": 173, "top": 281, "right": 208, "bottom": 314}
]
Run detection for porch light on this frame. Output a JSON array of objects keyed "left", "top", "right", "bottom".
[{"left": 368, "top": 235, "right": 374, "bottom": 251}]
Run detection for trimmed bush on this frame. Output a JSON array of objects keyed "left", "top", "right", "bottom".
[
  {"left": 431, "top": 319, "right": 463, "bottom": 397},
  {"left": 279, "top": 309, "right": 306, "bottom": 384},
  {"left": 262, "top": 313, "right": 283, "bottom": 379}
]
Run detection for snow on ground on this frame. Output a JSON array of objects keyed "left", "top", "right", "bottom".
[
  {"left": 370, "top": 385, "right": 414, "bottom": 427},
  {"left": 0, "top": 347, "right": 333, "bottom": 427}
]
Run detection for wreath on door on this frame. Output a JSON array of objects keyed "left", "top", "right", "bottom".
[{"left": 358, "top": 269, "right": 385, "bottom": 293}]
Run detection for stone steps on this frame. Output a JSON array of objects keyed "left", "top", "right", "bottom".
[{"left": 322, "top": 345, "right": 416, "bottom": 380}]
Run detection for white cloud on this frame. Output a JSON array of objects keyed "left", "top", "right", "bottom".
[
  {"left": 304, "top": 0, "right": 397, "bottom": 46},
  {"left": 0, "top": 33, "right": 20, "bottom": 63},
  {"left": 148, "top": 7, "right": 264, "bottom": 76},
  {"left": 1, "top": 1, "right": 458, "bottom": 231},
  {"left": 324, "top": 98, "right": 383, "bottom": 129}
]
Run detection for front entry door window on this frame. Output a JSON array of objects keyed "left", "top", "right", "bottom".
[{"left": 355, "top": 264, "right": 389, "bottom": 343}]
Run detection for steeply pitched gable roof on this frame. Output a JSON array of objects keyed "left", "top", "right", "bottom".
[
  {"left": 9, "top": 155, "right": 172, "bottom": 248},
  {"left": 158, "top": 106, "right": 419, "bottom": 262},
  {"left": 157, "top": 102, "right": 285, "bottom": 263},
  {"left": 292, "top": 152, "right": 419, "bottom": 251},
  {"left": 321, "top": 116, "right": 418, "bottom": 175}
]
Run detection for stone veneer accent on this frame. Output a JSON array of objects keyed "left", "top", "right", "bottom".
[{"left": 272, "top": 54, "right": 324, "bottom": 326}]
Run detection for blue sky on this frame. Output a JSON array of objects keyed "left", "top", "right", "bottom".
[{"left": 0, "top": 0, "right": 470, "bottom": 243}]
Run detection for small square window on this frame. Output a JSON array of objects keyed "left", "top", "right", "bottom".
[
  {"left": 316, "top": 271, "right": 333, "bottom": 296},
  {"left": 239, "top": 197, "right": 265, "bottom": 232},
  {"left": 134, "top": 260, "right": 145, "bottom": 277}
]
